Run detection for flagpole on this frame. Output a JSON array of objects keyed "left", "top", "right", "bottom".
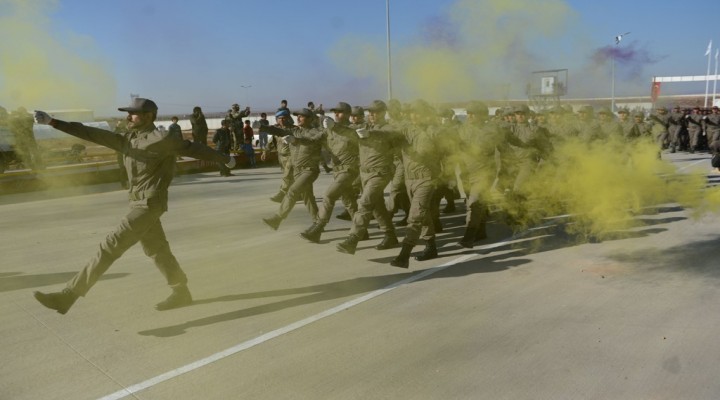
[
  {"left": 713, "top": 49, "right": 719, "bottom": 106},
  {"left": 705, "top": 40, "right": 712, "bottom": 108}
]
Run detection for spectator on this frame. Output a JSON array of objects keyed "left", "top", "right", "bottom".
[
  {"left": 258, "top": 112, "right": 270, "bottom": 149},
  {"left": 242, "top": 120, "right": 256, "bottom": 168},
  {"left": 190, "top": 106, "right": 208, "bottom": 146}
]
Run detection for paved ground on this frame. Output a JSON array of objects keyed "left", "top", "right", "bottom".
[{"left": 2, "top": 151, "right": 720, "bottom": 400}]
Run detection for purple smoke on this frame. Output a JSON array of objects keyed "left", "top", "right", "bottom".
[{"left": 591, "top": 42, "right": 664, "bottom": 79}]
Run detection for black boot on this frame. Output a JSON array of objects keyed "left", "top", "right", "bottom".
[
  {"left": 390, "top": 243, "right": 414, "bottom": 268},
  {"left": 433, "top": 217, "right": 443, "bottom": 233},
  {"left": 475, "top": 220, "right": 488, "bottom": 241},
  {"left": 33, "top": 288, "right": 78, "bottom": 315},
  {"left": 262, "top": 215, "right": 282, "bottom": 231},
  {"left": 458, "top": 225, "right": 477, "bottom": 248},
  {"left": 358, "top": 230, "right": 370, "bottom": 241},
  {"left": 270, "top": 191, "right": 286, "bottom": 203},
  {"left": 375, "top": 232, "right": 399, "bottom": 250},
  {"left": 337, "top": 234, "right": 360, "bottom": 255},
  {"left": 155, "top": 285, "right": 192, "bottom": 311},
  {"left": 300, "top": 222, "right": 324, "bottom": 243},
  {"left": 335, "top": 210, "right": 352, "bottom": 221},
  {"left": 415, "top": 238, "right": 438, "bottom": 261}
]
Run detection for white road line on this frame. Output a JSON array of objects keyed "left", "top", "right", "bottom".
[
  {"left": 97, "top": 251, "right": 482, "bottom": 400},
  {"left": 676, "top": 158, "right": 708, "bottom": 172}
]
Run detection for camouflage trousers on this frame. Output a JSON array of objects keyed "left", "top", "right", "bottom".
[{"left": 67, "top": 199, "right": 186, "bottom": 297}]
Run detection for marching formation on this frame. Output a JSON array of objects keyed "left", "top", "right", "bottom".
[
  {"left": 256, "top": 99, "right": 682, "bottom": 270},
  {"left": 26, "top": 96, "right": 705, "bottom": 315}
]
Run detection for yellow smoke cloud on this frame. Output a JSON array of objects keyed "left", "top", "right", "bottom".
[
  {"left": 0, "top": 0, "right": 115, "bottom": 112},
  {"left": 329, "top": 0, "right": 574, "bottom": 102}
]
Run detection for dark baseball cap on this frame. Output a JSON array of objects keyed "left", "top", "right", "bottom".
[
  {"left": 118, "top": 97, "right": 158, "bottom": 113},
  {"left": 330, "top": 102, "right": 352, "bottom": 113},
  {"left": 351, "top": 106, "right": 365, "bottom": 116},
  {"left": 292, "top": 108, "right": 315, "bottom": 118},
  {"left": 366, "top": 100, "right": 387, "bottom": 112}
]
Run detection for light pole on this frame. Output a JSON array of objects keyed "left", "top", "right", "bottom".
[
  {"left": 611, "top": 32, "right": 630, "bottom": 113},
  {"left": 240, "top": 85, "right": 251, "bottom": 106},
  {"left": 386, "top": 0, "right": 392, "bottom": 101}
]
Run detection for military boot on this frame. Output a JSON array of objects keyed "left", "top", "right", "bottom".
[
  {"left": 475, "top": 219, "right": 488, "bottom": 241},
  {"left": 415, "top": 238, "right": 438, "bottom": 261},
  {"left": 375, "top": 231, "right": 399, "bottom": 250},
  {"left": 390, "top": 243, "right": 414, "bottom": 268},
  {"left": 262, "top": 215, "right": 283, "bottom": 231},
  {"left": 433, "top": 216, "right": 443, "bottom": 233},
  {"left": 395, "top": 215, "right": 408, "bottom": 227},
  {"left": 300, "top": 222, "right": 325, "bottom": 243},
  {"left": 458, "top": 225, "right": 477, "bottom": 248},
  {"left": 270, "top": 191, "right": 286, "bottom": 203},
  {"left": 336, "top": 234, "right": 360, "bottom": 255},
  {"left": 358, "top": 230, "right": 370, "bottom": 241},
  {"left": 155, "top": 284, "right": 192, "bottom": 311},
  {"left": 33, "top": 288, "right": 78, "bottom": 315},
  {"left": 335, "top": 210, "right": 352, "bottom": 221}
]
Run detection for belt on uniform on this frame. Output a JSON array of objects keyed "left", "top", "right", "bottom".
[
  {"left": 128, "top": 190, "right": 165, "bottom": 201},
  {"left": 405, "top": 170, "right": 433, "bottom": 179}
]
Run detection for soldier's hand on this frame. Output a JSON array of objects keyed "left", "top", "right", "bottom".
[
  {"left": 322, "top": 116, "right": 335, "bottom": 129},
  {"left": 34, "top": 110, "right": 53, "bottom": 125},
  {"left": 260, "top": 152, "right": 267, "bottom": 162},
  {"left": 225, "top": 156, "right": 236, "bottom": 169},
  {"left": 356, "top": 127, "right": 369, "bottom": 138},
  {"left": 283, "top": 135, "right": 296, "bottom": 144}
]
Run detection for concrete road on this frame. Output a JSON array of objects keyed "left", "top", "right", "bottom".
[{"left": 2, "top": 151, "right": 720, "bottom": 400}]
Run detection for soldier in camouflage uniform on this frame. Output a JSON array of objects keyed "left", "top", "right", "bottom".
[
  {"left": 227, "top": 103, "right": 251, "bottom": 151},
  {"left": 261, "top": 108, "right": 325, "bottom": 231},
  {"left": 386, "top": 99, "right": 411, "bottom": 226},
  {"left": 703, "top": 106, "right": 720, "bottom": 146},
  {"left": 389, "top": 100, "right": 444, "bottom": 268},
  {"left": 262, "top": 110, "right": 294, "bottom": 203},
  {"left": 683, "top": 107, "right": 703, "bottom": 153},
  {"left": 300, "top": 102, "right": 360, "bottom": 243},
  {"left": 336, "top": 100, "right": 400, "bottom": 255},
  {"left": 454, "top": 101, "right": 505, "bottom": 248},
  {"left": 32, "top": 98, "right": 236, "bottom": 314}
]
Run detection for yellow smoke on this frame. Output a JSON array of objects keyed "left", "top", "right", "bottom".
[
  {"left": 0, "top": 0, "right": 115, "bottom": 112},
  {"left": 329, "top": 0, "right": 574, "bottom": 102},
  {"left": 508, "top": 136, "right": 710, "bottom": 239}
]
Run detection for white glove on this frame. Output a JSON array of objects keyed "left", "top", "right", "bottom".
[
  {"left": 34, "top": 110, "right": 53, "bottom": 125},
  {"left": 356, "top": 128, "right": 369, "bottom": 138},
  {"left": 283, "top": 135, "right": 296, "bottom": 144},
  {"left": 322, "top": 117, "right": 335, "bottom": 129},
  {"left": 225, "top": 156, "right": 236, "bottom": 169}
]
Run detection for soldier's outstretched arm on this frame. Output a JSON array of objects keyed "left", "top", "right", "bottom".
[{"left": 34, "top": 111, "right": 124, "bottom": 151}]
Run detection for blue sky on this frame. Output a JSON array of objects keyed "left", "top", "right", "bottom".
[{"left": 2, "top": 0, "right": 720, "bottom": 117}]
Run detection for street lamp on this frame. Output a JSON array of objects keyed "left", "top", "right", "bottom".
[
  {"left": 611, "top": 32, "right": 630, "bottom": 113},
  {"left": 386, "top": 0, "right": 392, "bottom": 101}
]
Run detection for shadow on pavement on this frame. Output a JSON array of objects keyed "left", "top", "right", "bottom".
[
  {"left": 136, "top": 203, "right": 687, "bottom": 337},
  {"left": 0, "top": 272, "right": 129, "bottom": 293}
]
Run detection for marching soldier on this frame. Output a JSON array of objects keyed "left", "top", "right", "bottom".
[
  {"left": 300, "top": 102, "right": 360, "bottom": 243},
  {"left": 336, "top": 100, "right": 400, "bottom": 255},
  {"left": 261, "top": 108, "right": 324, "bottom": 231}
]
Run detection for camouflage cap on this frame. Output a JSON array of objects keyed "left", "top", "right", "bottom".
[
  {"left": 118, "top": 97, "right": 158, "bottom": 113},
  {"left": 366, "top": 100, "right": 387, "bottom": 112},
  {"left": 597, "top": 107, "right": 613, "bottom": 115},
  {"left": 351, "top": 106, "right": 365, "bottom": 117},
  {"left": 292, "top": 108, "right": 315, "bottom": 118},
  {"left": 330, "top": 102, "right": 352, "bottom": 113}
]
